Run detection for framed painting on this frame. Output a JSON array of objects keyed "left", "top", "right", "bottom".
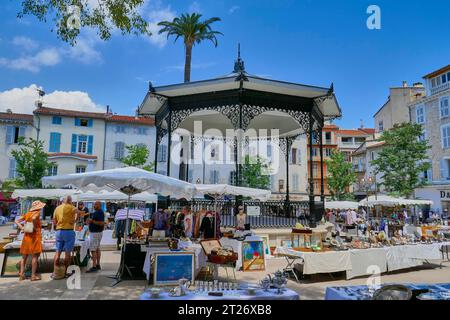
[
  {"left": 242, "top": 240, "right": 265, "bottom": 272},
  {"left": 200, "top": 239, "right": 222, "bottom": 255},
  {"left": 1, "top": 248, "right": 22, "bottom": 277},
  {"left": 259, "top": 234, "right": 271, "bottom": 256},
  {"left": 153, "top": 252, "right": 195, "bottom": 286}
]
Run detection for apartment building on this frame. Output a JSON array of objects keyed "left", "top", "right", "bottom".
[
  {"left": 374, "top": 81, "right": 426, "bottom": 133},
  {"left": 0, "top": 110, "right": 35, "bottom": 183},
  {"left": 410, "top": 65, "right": 450, "bottom": 212}
]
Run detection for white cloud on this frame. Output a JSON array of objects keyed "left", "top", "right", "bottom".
[
  {"left": 65, "top": 35, "right": 102, "bottom": 64},
  {"left": 0, "top": 84, "right": 105, "bottom": 114},
  {"left": 0, "top": 48, "right": 61, "bottom": 73},
  {"left": 188, "top": 1, "right": 202, "bottom": 13},
  {"left": 12, "top": 36, "right": 39, "bottom": 51},
  {"left": 229, "top": 5, "right": 240, "bottom": 14}
]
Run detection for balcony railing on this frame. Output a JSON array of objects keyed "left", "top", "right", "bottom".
[{"left": 430, "top": 82, "right": 450, "bottom": 95}]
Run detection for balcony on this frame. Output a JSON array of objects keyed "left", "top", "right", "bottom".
[{"left": 430, "top": 82, "right": 450, "bottom": 95}]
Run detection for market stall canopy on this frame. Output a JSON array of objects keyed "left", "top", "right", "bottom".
[
  {"left": 194, "top": 184, "right": 271, "bottom": 201},
  {"left": 325, "top": 201, "right": 359, "bottom": 210},
  {"left": 41, "top": 167, "right": 197, "bottom": 200},
  {"left": 12, "top": 189, "right": 75, "bottom": 200},
  {"left": 75, "top": 190, "right": 158, "bottom": 203},
  {"left": 359, "top": 195, "right": 433, "bottom": 207}
]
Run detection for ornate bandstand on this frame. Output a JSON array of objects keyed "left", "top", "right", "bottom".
[{"left": 138, "top": 52, "right": 341, "bottom": 226}]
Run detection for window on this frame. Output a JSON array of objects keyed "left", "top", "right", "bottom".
[
  {"left": 75, "top": 118, "right": 92, "bottom": 127},
  {"left": 291, "top": 148, "right": 297, "bottom": 164},
  {"left": 421, "top": 167, "right": 432, "bottom": 182},
  {"left": 416, "top": 105, "right": 425, "bottom": 124},
  {"left": 71, "top": 134, "right": 93, "bottom": 154},
  {"left": 432, "top": 78, "right": 437, "bottom": 88},
  {"left": 52, "top": 116, "right": 62, "bottom": 125},
  {"left": 48, "top": 164, "right": 58, "bottom": 176},
  {"left": 267, "top": 144, "right": 272, "bottom": 159},
  {"left": 136, "top": 127, "right": 148, "bottom": 135},
  {"left": 371, "top": 151, "right": 375, "bottom": 161},
  {"left": 442, "top": 125, "right": 450, "bottom": 149},
  {"left": 378, "top": 120, "right": 384, "bottom": 132},
  {"left": 8, "top": 158, "right": 17, "bottom": 179},
  {"left": 325, "top": 132, "right": 332, "bottom": 144},
  {"left": 292, "top": 173, "right": 299, "bottom": 191},
  {"left": 278, "top": 179, "right": 284, "bottom": 192},
  {"left": 440, "top": 96, "right": 450, "bottom": 118},
  {"left": 114, "top": 142, "right": 125, "bottom": 159},
  {"left": 6, "top": 126, "right": 26, "bottom": 144},
  {"left": 49, "top": 132, "right": 61, "bottom": 152},
  {"left": 442, "top": 73, "right": 447, "bottom": 84},
  {"left": 313, "top": 163, "right": 319, "bottom": 177},
  {"left": 115, "top": 125, "right": 126, "bottom": 133},
  {"left": 157, "top": 145, "right": 167, "bottom": 162},
  {"left": 229, "top": 171, "right": 237, "bottom": 185},
  {"left": 440, "top": 159, "right": 450, "bottom": 180},
  {"left": 78, "top": 135, "right": 87, "bottom": 153},
  {"left": 209, "top": 170, "right": 219, "bottom": 184},
  {"left": 76, "top": 166, "right": 86, "bottom": 173},
  {"left": 311, "top": 148, "right": 318, "bottom": 157},
  {"left": 325, "top": 148, "right": 332, "bottom": 157}
]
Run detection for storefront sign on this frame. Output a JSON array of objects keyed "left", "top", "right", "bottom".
[
  {"left": 246, "top": 206, "right": 261, "bottom": 216},
  {"left": 440, "top": 191, "right": 450, "bottom": 200}
]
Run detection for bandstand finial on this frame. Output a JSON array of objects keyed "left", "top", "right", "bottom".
[{"left": 233, "top": 43, "right": 245, "bottom": 73}]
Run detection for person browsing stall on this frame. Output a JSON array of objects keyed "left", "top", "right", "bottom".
[
  {"left": 52, "top": 195, "right": 79, "bottom": 279},
  {"left": 86, "top": 201, "right": 105, "bottom": 272},
  {"left": 77, "top": 201, "right": 90, "bottom": 224},
  {"left": 15, "top": 200, "right": 46, "bottom": 281}
]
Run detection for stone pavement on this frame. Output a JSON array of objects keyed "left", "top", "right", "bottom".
[{"left": 1, "top": 223, "right": 450, "bottom": 300}]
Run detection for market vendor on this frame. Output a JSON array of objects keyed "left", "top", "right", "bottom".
[{"left": 86, "top": 201, "right": 105, "bottom": 273}]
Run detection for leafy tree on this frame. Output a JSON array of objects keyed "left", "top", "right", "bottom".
[
  {"left": 10, "top": 138, "right": 52, "bottom": 188},
  {"left": 241, "top": 155, "right": 271, "bottom": 190},
  {"left": 326, "top": 150, "right": 356, "bottom": 200},
  {"left": 18, "top": 0, "right": 150, "bottom": 45},
  {"left": 121, "top": 144, "right": 154, "bottom": 172},
  {"left": 371, "top": 122, "right": 431, "bottom": 198},
  {"left": 158, "top": 13, "right": 222, "bottom": 82}
]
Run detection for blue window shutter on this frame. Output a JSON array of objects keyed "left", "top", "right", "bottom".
[
  {"left": 71, "top": 134, "right": 77, "bottom": 153},
  {"left": 18, "top": 126, "right": 26, "bottom": 138},
  {"left": 6, "top": 126, "right": 14, "bottom": 144},
  {"left": 51, "top": 132, "right": 61, "bottom": 153},
  {"left": 88, "top": 119, "right": 93, "bottom": 127},
  {"left": 9, "top": 158, "right": 16, "bottom": 179},
  {"left": 87, "top": 135, "right": 93, "bottom": 154},
  {"left": 75, "top": 118, "right": 80, "bottom": 126},
  {"left": 49, "top": 133, "right": 55, "bottom": 152}
]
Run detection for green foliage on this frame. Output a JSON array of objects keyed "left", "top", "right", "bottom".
[
  {"left": 10, "top": 138, "right": 52, "bottom": 189},
  {"left": 18, "top": 0, "right": 150, "bottom": 45},
  {"left": 240, "top": 155, "right": 271, "bottom": 190},
  {"left": 326, "top": 150, "right": 356, "bottom": 200},
  {"left": 121, "top": 144, "right": 154, "bottom": 172},
  {"left": 158, "top": 13, "right": 222, "bottom": 82},
  {"left": 371, "top": 122, "right": 431, "bottom": 198}
]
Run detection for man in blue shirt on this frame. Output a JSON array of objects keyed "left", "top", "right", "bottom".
[{"left": 86, "top": 201, "right": 104, "bottom": 273}]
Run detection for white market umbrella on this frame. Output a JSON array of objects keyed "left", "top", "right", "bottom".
[
  {"left": 325, "top": 201, "right": 359, "bottom": 210},
  {"left": 12, "top": 188, "right": 75, "bottom": 200},
  {"left": 41, "top": 166, "right": 196, "bottom": 285},
  {"left": 42, "top": 166, "right": 196, "bottom": 200},
  {"left": 194, "top": 184, "right": 271, "bottom": 201},
  {"left": 75, "top": 189, "right": 158, "bottom": 203},
  {"left": 359, "top": 195, "right": 433, "bottom": 208}
]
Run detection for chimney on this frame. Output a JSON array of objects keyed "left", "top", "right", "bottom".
[{"left": 402, "top": 81, "right": 408, "bottom": 88}]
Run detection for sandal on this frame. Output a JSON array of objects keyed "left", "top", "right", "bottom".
[
  {"left": 19, "top": 274, "right": 26, "bottom": 281},
  {"left": 31, "top": 275, "right": 41, "bottom": 281}
]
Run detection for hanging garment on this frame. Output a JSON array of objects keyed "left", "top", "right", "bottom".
[
  {"left": 199, "top": 215, "right": 215, "bottom": 239},
  {"left": 184, "top": 213, "right": 193, "bottom": 238},
  {"left": 194, "top": 211, "right": 206, "bottom": 238}
]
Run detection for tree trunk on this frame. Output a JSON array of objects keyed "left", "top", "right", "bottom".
[{"left": 184, "top": 43, "right": 193, "bottom": 83}]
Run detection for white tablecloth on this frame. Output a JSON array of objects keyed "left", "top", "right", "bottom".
[
  {"left": 142, "top": 245, "right": 207, "bottom": 281},
  {"left": 275, "top": 242, "right": 450, "bottom": 277},
  {"left": 140, "top": 288, "right": 299, "bottom": 300}
]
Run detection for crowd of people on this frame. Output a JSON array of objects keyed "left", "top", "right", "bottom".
[{"left": 14, "top": 195, "right": 106, "bottom": 281}]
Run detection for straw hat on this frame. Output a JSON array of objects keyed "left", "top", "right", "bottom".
[{"left": 30, "top": 200, "right": 46, "bottom": 212}]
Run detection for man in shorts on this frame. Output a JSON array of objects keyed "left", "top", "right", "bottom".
[
  {"left": 86, "top": 201, "right": 105, "bottom": 272},
  {"left": 52, "top": 195, "right": 78, "bottom": 278}
]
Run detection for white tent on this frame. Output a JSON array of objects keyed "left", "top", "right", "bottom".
[
  {"left": 75, "top": 190, "right": 158, "bottom": 203},
  {"left": 325, "top": 201, "right": 359, "bottom": 210},
  {"left": 194, "top": 184, "right": 271, "bottom": 201},
  {"left": 359, "top": 195, "right": 433, "bottom": 207},
  {"left": 42, "top": 166, "right": 197, "bottom": 200},
  {"left": 12, "top": 188, "right": 75, "bottom": 200}
]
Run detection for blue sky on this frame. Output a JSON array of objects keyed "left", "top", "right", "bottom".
[{"left": 0, "top": 0, "right": 449, "bottom": 129}]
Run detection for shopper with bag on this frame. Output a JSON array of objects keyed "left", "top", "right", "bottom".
[{"left": 15, "top": 200, "right": 46, "bottom": 281}]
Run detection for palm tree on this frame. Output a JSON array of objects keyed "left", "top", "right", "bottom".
[{"left": 158, "top": 13, "right": 222, "bottom": 83}]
